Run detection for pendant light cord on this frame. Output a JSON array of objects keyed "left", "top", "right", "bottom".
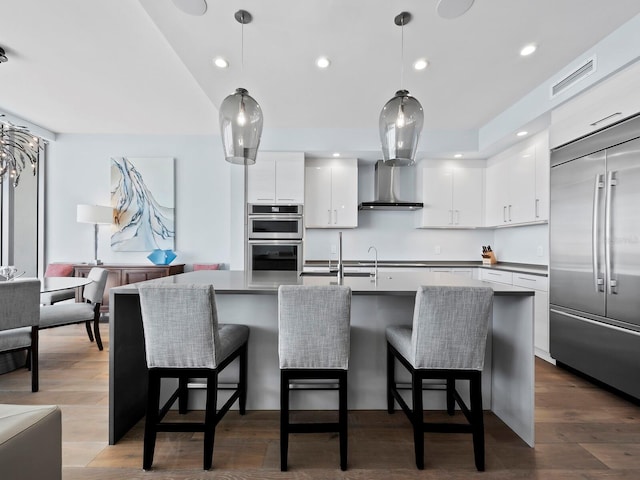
[{"left": 400, "top": 17, "right": 404, "bottom": 90}]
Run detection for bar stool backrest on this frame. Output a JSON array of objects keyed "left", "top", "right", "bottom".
[
  {"left": 278, "top": 285, "right": 351, "bottom": 369},
  {"left": 411, "top": 286, "right": 493, "bottom": 370},
  {"left": 0, "top": 279, "right": 40, "bottom": 331},
  {"left": 138, "top": 284, "right": 219, "bottom": 369}
]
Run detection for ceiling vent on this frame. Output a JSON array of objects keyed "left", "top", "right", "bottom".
[{"left": 551, "top": 56, "right": 596, "bottom": 98}]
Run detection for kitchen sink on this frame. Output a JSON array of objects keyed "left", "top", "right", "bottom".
[{"left": 299, "top": 271, "right": 372, "bottom": 277}]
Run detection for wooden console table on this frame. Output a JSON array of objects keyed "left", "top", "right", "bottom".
[{"left": 73, "top": 263, "right": 185, "bottom": 313}]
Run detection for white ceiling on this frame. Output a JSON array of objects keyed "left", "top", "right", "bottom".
[{"left": 1, "top": 0, "right": 640, "bottom": 157}]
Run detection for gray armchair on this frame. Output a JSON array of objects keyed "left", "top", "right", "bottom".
[
  {"left": 39, "top": 267, "right": 108, "bottom": 350},
  {"left": 0, "top": 279, "right": 41, "bottom": 392}
]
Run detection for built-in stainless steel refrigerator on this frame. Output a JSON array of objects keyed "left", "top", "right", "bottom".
[{"left": 550, "top": 113, "right": 640, "bottom": 399}]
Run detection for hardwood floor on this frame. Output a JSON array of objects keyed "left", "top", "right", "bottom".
[{"left": 1, "top": 324, "right": 640, "bottom": 479}]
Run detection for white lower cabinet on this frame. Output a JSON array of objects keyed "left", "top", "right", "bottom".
[
  {"left": 480, "top": 269, "right": 552, "bottom": 363},
  {"left": 431, "top": 267, "right": 474, "bottom": 278}
]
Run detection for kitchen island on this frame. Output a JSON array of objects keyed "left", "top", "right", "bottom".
[{"left": 109, "top": 270, "right": 535, "bottom": 447}]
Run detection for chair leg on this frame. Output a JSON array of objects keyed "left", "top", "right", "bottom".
[
  {"left": 239, "top": 343, "right": 248, "bottom": 415},
  {"left": 93, "top": 307, "right": 103, "bottom": 351},
  {"left": 280, "top": 370, "right": 289, "bottom": 472},
  {"left": 412, "top": 371, "right": 424, "bottom": 470},
  {"left": 339, "top": 370, "right": 348, "bottom": 471},
  {"left": 470, "top": 372, "right": 485, "bottom": 472},
  {"left": 85, "top": 320, "right": 95, "bottom": 342},
  {"left": 387, "top": 342, "right": 395, "bottom": 414},
  {"left": 203, "top": 371, "right": 218, "bottom": 470},
  {"left": 178, "top": 376, "right": 189, "bottom": 414},
  {"left": 143, "top": 371, "right": 161, "bottom": 470},
  {"left": 446, "top": 377, "right": 455, "bottom": 415},
  {"left": 30, "top": 327, "right": 39, "bottom": 393}
]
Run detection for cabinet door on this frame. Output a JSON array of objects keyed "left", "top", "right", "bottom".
[
  {"left": 484, "top": 161, "right": 506, "bottom": 226},
  {"left": 421, "top": 168, "right": 453, "bottom": 226},
  {"left": 305, "top": 165, "right": 332, "bottom": 227},
  {"left": 275, "top": 156, "right": 305, "bottom": 204},
  {"left": 247, "top": 158, "right": 276, "bottom": 203},
  {"left": 452, "top": 167, "right": 483, "bottom": 227},
  {"left": 330, "top": 161, "right": 358, "bottom": 228},
  {"left": 507, "top": 147, "right": 536, "bottom": 224}
]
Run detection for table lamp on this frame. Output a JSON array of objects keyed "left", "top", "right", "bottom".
[{"left": 77, "top": 204, "right": 113, "bottom": 265}]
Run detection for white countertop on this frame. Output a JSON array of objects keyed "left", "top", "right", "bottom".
[{"left": 111, "top": 270, "right": 534, "bottom": 296}]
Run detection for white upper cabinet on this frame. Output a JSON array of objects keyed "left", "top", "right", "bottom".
[
  {"left": 550, "top": 61, "right": 640, "bottom": 149},
  {"left": 420, "top": 163, "right": 484, "bottom": 228},
  {"left": 305, "top": 158, "right": 358, "bottom": 228},
  {"left": 485, "top": 132, "right": 549, "bottom": 226},
  {"left": 247, "top": 152, "right": 305, "bottom": 204}
]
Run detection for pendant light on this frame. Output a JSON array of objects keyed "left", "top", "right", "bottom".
[
  {"left": 219, "top": 10, "right": 263, "bottom": 165},
  {"left": 379, "top": 12, "right": 424, "bottom": 167}
]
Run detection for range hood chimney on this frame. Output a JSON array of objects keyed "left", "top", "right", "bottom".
[{"left": 358, "top": 161, "right": 423, "bottom": 211}]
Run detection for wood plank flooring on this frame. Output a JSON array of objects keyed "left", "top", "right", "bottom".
[{"left": 1, "top": 324, "right": 640, "bottom": 479}]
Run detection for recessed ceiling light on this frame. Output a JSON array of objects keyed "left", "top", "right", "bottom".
[
  {"left": 316, "top": 57, "right": 331, "bottom": 69},
  {"left": 213, "top": 57, "right": 229, "bottom": 68},
  {"left": 454, "top": 153, "right": 463, "bottom": 158},
  {"left": 517, "top": 131, "right": 528, "bottom": 137},
  {"left": 332, "top": 152, "right": 340, "bottom": 157},
  {"left": 520, "top": 44, "right": 537, "bottom": 56},
  {"left": 413, "top": 58, "right": 429, "bottom": 71}
]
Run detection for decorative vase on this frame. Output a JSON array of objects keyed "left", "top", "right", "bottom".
[{"left": 147, "top": 249, "right": 177, "bottom": 265}]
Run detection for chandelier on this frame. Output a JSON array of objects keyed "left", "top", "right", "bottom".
[{"left": 0, "top": 114, "right": 45, "bottom": 187}]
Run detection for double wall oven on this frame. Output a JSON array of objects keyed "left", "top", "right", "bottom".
[{"left": 247, "top": 204, "right": 303, "bottom": 272}]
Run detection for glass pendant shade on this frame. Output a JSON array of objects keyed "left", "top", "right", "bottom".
[
  {"left": 379, "top": 89, "right": 424, "bottom": 166},
  {"left": 219, "top": 87, "right": 263, "bottom": 165}
]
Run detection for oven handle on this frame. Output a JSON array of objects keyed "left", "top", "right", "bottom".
[
  {"left": 248, "top": 240, "right": 303, "bottom": 246},
  {"left": 247, "top": 214, "right": 303, "bottom": 220}
]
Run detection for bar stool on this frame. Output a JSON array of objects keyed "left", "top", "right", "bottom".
[
  {"left": 386, "top": 286, "right": 493, "bottom": 471},
  {"left": 278, "top": 285, "right": 351, "bottom": 471},
  {"left": 137, "top": 284, "right": 249, "bottom": 471}
]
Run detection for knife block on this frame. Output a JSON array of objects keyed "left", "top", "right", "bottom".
[{"left": 482, "top": 251, "right": 497, "bottom": 265}]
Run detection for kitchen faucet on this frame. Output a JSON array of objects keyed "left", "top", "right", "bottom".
[{"left": 368, "top": 246, "right": 378, "bottom": 280}]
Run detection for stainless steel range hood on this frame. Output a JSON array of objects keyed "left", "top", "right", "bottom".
[{"left": 358, "top": 160, "right": 423, "bottom": 211}]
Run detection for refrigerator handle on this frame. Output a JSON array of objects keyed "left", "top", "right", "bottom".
[
  {"left": 593, "top": 174, "right": 605, "bottom": 292},
  {"left": 605, "top": 171, "right": 617, "bottom": 295}
]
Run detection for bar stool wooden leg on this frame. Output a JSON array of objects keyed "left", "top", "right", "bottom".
[
  {"left": 239, "top": 343, "right": 248, "bottom": 415},
  {"left": 280, "top": 371, "right": 290, "bottom": 472},
  {"left": 339, "top": 371, "right": 348, "bottom": 471},
  {"left": 446, "top": 377, "right": 455, "bottom": 415},
  {"left": 471, "top": 372, "right": 485, "bottom": 471},
  {"left": 143, "top": 371, "right": 161, "bottom": 471},
  {"left": 412, "top": 371, "right": 425, "bottom": 470},
  {"left": 203, "top": 371, "right": 218, "bottom": 470},
  {"left": 387, "top": 345, "right": 395, "bottom": 414}
]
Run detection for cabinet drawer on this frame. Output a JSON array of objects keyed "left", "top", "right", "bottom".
[
  {"left": 512, "top": 273, "right": 548, "bottom": 291},
  {"left": 479, "top": 269, "right": 513, "bottom": 285}
]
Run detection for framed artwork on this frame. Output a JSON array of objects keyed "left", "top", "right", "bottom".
[{"left": 110, "top": 157, "right": 175, "bottom": 252}]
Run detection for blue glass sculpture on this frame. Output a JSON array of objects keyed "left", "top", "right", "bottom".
[{"left": 147, "top": 249, "right": 177, "bottom": 265}]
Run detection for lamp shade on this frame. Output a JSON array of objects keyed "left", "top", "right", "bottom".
[
  {"left": 219, "top": 87, "right": 263, "bottom": 165},
  {"left": 77, "top": 204, "right": 113, "bottom": 224},
  {"left": 379, "top": 89, "right": 424, "bottom": 166}
]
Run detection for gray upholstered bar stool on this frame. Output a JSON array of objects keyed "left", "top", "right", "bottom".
[
  {"left": 386, "top": 285, "right": 493, "bottom": 471},
  {"left": 278, "top": 285, "right": 351, "bottom": 471},
  {"left": 137, "top": 284, "right": 249, "bottom": 471}
]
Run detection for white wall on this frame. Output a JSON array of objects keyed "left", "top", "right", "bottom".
[
  {"left": 492, "top": 224, "right": 548, "bottom": 265},
  {"left": 45, "top": 134, "right": 236, "bottom": 268},
  {"left": 45, "top": 134, "right": 547, "bottom": 269}
]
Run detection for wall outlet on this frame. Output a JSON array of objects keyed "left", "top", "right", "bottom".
[
  {"left": 330, "top": 244, "right": 337, "bottom": 254},
  {"left": 435, "top": 245, "right": 441, "bottom": 255},
  {"left": 536, "top": 246, "right": 544, "bottom": 257}
]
